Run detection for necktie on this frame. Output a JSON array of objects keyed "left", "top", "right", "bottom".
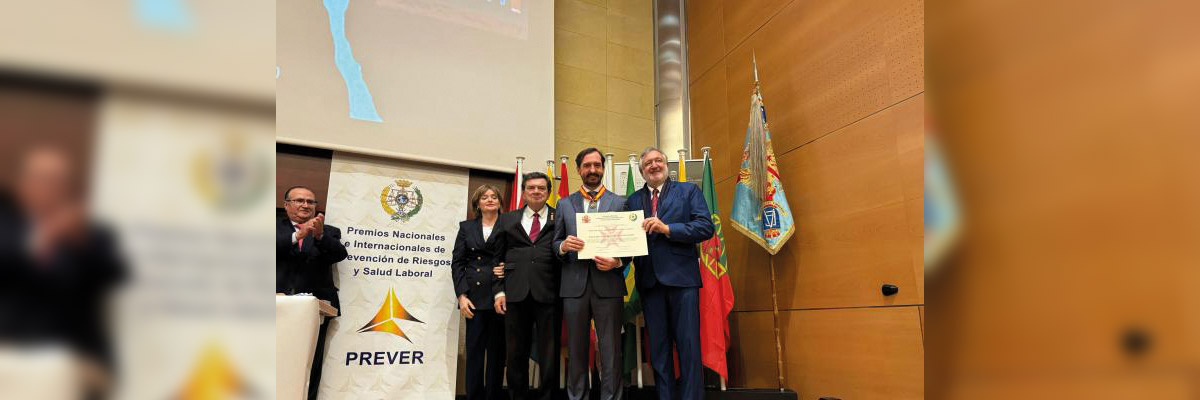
[
  {"left": 651, "top": 188, "right": 659, "bottom": 217},
  {"left": 587, "top": 191, "right": 599, "bottom": 213},
  {"left": 294, "top": 224, "right": 304, "bottom": 250},
  {"left": 529, "top": 212, "right": 541, "bottom": 242}
]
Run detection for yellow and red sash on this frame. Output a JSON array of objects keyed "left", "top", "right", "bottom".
[{"left": 579, "top": 186, "right": 606, "bottom": 203}]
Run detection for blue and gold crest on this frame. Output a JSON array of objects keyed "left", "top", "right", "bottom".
[{"left": 380, "top": 179, "right": 423, "bottom": 222}]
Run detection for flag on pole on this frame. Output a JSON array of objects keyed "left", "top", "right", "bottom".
[
  {"left": 730, "top": 57, "right": 796, "bottom": 254},
  {"left": 621, "top": 161, "right": 643, "bottom": 375},
  {"left": 699, "top": 151, "right": 735, "bottom": 379},
  {"left": 621, "top": 161, "right": 642, "bottom": 318},
  {"left": 558, "top": 157, "right": 570, "bottom": 207},
  {"left": 604, "top": 154, "right": 615, "bottom": 191},
  {"left": 677, "top": 152, "right": 687, "bottom": 183},
  {"left": 509, "top": 158, "right": 525, "bottom": 211},
  {"left": 546, "top": 160, "right": 559, "bottom": 207}
]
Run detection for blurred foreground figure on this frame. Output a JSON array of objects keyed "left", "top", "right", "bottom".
[{"left": 0, "top": 146, "right": 126, "bottom": 398}]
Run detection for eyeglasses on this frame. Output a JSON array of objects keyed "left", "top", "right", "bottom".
[{"left": 287, "top": 199, "right": 320, "bottom": 206}]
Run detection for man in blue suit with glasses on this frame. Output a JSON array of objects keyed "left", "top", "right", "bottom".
[{"left": 627, "top": 147, "right": 713, "bottom": 400}]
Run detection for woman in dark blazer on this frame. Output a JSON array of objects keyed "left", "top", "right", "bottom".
[{"left": 452, "top": 184, "right": 507, "bottom": 400}]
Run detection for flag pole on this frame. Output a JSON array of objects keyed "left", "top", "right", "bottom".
[
  {"left": 604, "top": 153, "right": 615, "bottom": 190},
  {"left": 514, "top": 156, "right": 526, "bottom": 211},
  {"left": 702, "top": 146, "right": 728, "bottom": 392},
  {"left": 636, "top": 315, "right": 644, "bottom": 388},
  {"left": 769, "top": 255, "right": 785, "bottom": 391},
  {"left": 629, "top": 152, "right": 644, "bottom": 388},
  {"left": 677, "top": 149, "right": 688, "bottom": 182}
]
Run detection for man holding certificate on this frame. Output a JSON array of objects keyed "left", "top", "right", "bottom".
[
  {"left": 628, "top": 147, "right": 713, "bottom": 400},
  {"left": 553, "top": 148, "right": 635, "bottom": 400}
]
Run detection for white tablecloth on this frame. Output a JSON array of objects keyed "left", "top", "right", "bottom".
[{"left": 276, "top": 295, "right": 324, "bottom": 400}]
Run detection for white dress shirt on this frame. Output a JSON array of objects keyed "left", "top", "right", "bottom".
[
  {"left": 648, "top": 182, "right": 664, "bottom": 195},
  {"left": 521, "top": 205, "right": 548, "bottom": 236}
]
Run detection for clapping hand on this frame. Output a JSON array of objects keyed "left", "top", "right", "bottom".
[{"left": 311, "top": 214, "right": 325, "bottom": 239}]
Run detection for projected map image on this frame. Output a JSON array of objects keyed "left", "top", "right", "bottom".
[
  {"left": 378, "top": 0, "right": 529, "bottom": 39},
  {"left": 323, "top": 0, "right": 383, "bottom": 122},
  {"left": 277, "top": 0, "right": 554, "bottom": 172}
]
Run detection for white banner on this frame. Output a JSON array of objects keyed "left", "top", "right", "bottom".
[{"left": 319, "top": 152, "right": 466, "bottom": 399}]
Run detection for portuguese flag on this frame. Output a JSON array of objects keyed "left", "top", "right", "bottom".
[{"left": 699, "top": 151, "right": 735, "bottom": 379}]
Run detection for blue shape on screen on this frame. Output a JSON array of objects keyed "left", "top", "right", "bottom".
[
  {"left": 135, "top": 0, "right": 193, "bottom": 31},
  {"left": 324, "top": 0, "right": 384, "bottom": 122}
]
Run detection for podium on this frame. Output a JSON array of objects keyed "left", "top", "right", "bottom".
[{"left": 276, "top": 295, "right": 337, "bottom": 400}]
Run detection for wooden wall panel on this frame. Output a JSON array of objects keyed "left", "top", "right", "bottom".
[
  {"left": 723, "top": 0, "right": 926, "bottom": 156},
  {"left": 465, "top": 170, "right": 514, "bottom": 220},
  {"left": 684, "top": 0, "right": 725, "bottom": 84},
  {"left": 918, "top": 305, "right": 924, "bottom": 337},
  {"left": 773, "top": 95, "right": 921, "bottom": 309},
  {"left": 946, "top": 373, "right": 1195, "bottom": 400},
  {"left": 685, "top": 0, "right": 924, "bottom": 392},
  {"left": 0, "top": 78, "right": 98, "bottom": 191},
  {"left": 907, "top": 195, "right": 925, "bottom": 303},
  {"left": 275, "top": 145, "right": 333, "bottom": 211},
  {"left": 688, "top": 58, "right": 733, "bottom": 181},
  {"left": 720, "top": 0, "right": 791, "bottom": 55},
  {"left": 895, "top": 99, "right": 925, "bottom": 303},
  {"left": 781, "top": 307, "right": 924, "bottom": 400},
  {"left": 726, "top": 311, "right": 780, "bottom": 389}
]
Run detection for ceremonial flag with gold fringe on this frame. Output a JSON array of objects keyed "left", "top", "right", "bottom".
[{"left": 730, "top": 59, "right": 796, "bottom": 254}]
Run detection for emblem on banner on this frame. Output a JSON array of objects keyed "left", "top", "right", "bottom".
[
  {"left": 380, "top": 179, "right": 424, "bottom": 222},
  {"left": 191, "top": 133, "right": 268, "bottom": 212},
  {"left": 358, "top": 287, "right": 424, "bottom": 342}
]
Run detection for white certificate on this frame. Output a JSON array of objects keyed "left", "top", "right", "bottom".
[{"left": 576, "top": 211, "right": 649, "bottom": 259}]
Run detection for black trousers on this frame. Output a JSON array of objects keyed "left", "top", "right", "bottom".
[
  {"left": 307, "top": 317, "right": 330, "bottom": 400},
  {"left": 563, "top": 283, "right": 623, "bottom": 400},
  {"left": 465, "top": 308, "right": 507, "bottom": 400},
  {"left": 504, "top": 299, "right": 561, "bottom": 400}
]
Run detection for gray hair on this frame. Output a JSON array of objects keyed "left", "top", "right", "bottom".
[{"left": 638, "top": 146, "right": 667, "bottom": 177}]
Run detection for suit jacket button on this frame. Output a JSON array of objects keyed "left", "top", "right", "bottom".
[
  {"left": 476, "top": 268, "right": 480, "bottom": 272},
  {"left": 476, "top": 256, "right": 481, "bottom": 260},
  {"left": 476, "top": 282, "right": 481, "bottom": 286}
]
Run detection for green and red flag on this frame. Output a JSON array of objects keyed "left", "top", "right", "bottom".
[{"left": 699, "top": 151, "right": 735, "bottom": 379}]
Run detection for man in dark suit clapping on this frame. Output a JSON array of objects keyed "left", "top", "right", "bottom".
[
  {"left": 493, "top": 172, "right": 561, "bottom": 400},
  {"left": 276, "top": 185, "right": 348, "bottom": 400}
]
